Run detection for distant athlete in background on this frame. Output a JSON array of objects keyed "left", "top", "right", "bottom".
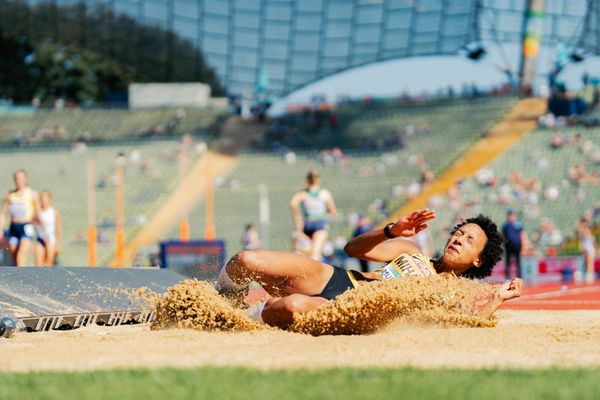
[
  {"left": 290, "top": 170, "right": 337, "bottom": 261},
  {"left": 576, "top": 212, "right": 597, "bottom": 284},
  {"left": 35, "top": 190, "right": 62, "bottom": 267},
  {"left": 502, "top": 210, "right": 524, "bottom": 279},
  {"left": 0, "top": 170, "right": 43, "bottom": 266},
  {"left": 241, "top": 223, "right": 260, "bottom": 250}
]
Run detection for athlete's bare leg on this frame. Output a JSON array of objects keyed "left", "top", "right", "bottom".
[
  {"left": 584, "top": 251, "right": 595, "bottom": 283},
  {"left": 35, "top": 242, "right": 45, "bottom": 266},
  {"left": 15, "top": 238, "right": 32, "bottom": 266},
  {"left": 35, "top": 242, "right": 56, "bottom": 267},
  {"left": 310, "top": 229, "right": 328, "bottom": 261},
  {"left": 262, "top": 294, "right": 329, "bottom": 329},
  {"left": 45, "top": 243, "right": 57, "bottom": 266},
  {"left": 224, "top": 250, "right": 334, "bottom": 297},
  {"left": 8, "top": 241, "right": 18, "bottom": 265}
]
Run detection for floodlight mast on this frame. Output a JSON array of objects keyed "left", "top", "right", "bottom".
[{"left": 518, "top": 0, "right": 545, "bottom": 95}]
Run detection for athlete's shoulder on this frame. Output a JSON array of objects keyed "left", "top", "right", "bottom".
[
  {"left": 291, "top": 190, "right": 307, "bottom": 201},
  {"left": 319, "top": 188, "right": 333, "bottom": 197},
  {"left": 393, "top": 240, "right": 422, "bottom": 255}
]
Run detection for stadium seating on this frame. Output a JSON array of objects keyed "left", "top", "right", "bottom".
[
  {"left": 426, "top": 125, "right": 600, "bottom": 254},
  {"left": 0, "top": 107, "right": 225, "bottom": 144},
  {"left": 181, "top": 96, "right": 518, "bottom": 255},
  {"left": 266, "top": 96, "right": 515, "bottom": 150}
]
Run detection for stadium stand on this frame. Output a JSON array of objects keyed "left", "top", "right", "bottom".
[
  {"left": 179, "top": 96, "right": 517, "bottom": 256},
  {"left": 263, "top": 96, "right": 515, "bottom": 150},
  {"left": 0, "top": 107, "right": 225, "bottom": 145},
  {"left": 425, "top": 124, "right": 600, "bottom": 255}
]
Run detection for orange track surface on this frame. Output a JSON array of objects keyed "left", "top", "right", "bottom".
[
  {"left": 502, "top": 282, "right": 600, "bottom": 310},
  {"left": 250, "top": 281, "right": 600, "bottom": 310}
]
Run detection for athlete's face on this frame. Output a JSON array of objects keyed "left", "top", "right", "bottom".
[
  {"left": 40, "top": 192, "right": 51, "bottom": 208},
  {"left": 441, "top": 223, "right": 487, "bottom": 274},
  {"left": 14, "top": 172, "right": 27, "bottom": 190}
]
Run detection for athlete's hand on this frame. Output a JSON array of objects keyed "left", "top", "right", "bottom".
[
  {"left": 389, "top": 209, "right": 436, "bottom": 237},
  {"left": 497, "top": 278, "right": 523, "bottom": 301}
]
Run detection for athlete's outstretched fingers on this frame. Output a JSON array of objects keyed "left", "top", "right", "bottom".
[
  {"left": 419, "top": 215, "right": 436, "bottom": 224},
  {"left": 416, "top": 211, "right": 436, "bottom": 224},
  {"left": 413, "top": 209, "right": 433, "bottom": 218},
  {"left": 415, "top": 224, "right": 429, "bottom": 233},
  {"left": 418, "top": 209, "right": 434, "bottom": 217}
]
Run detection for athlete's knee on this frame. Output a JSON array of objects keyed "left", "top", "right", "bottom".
[
  {"left": 223, "top": 251, "right": 257, "bottom": 281},
  {"left": 230, "top": 250, "right": 267, "bottom": 271},
  {"left": 280, "top": 294, "right": 317, "bottom": 314},
  {"left": 227, "top": 250, "right": 253, "bottom": 270}
]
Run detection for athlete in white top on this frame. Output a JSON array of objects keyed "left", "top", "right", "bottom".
[
  {"left": 0, "top": 170, "right": 42, "bottom": 266},
  {"left": 35, "top": 190, "right": 62, "bottom": 267},
  {"left": 290, "top": 170, "right": 337, "bottom": 261},
  {"left": 576, "top": 212, "right": 597, "bottom": 284}
]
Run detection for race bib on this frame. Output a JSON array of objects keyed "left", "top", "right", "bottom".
[{"left": 377, "top": 253, "right": 437, "bottom": 280}]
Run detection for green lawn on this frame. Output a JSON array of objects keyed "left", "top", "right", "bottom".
[{"left": 1, "top": 367, "right": 597, "bottom": 400}]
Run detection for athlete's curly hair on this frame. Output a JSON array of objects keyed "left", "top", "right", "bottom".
[{"left": 449, "top": 215, "right": 504, "bottom": 279}]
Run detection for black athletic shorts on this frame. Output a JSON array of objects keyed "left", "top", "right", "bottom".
[
  {"left": 317, "top": 266, "right": 370, "bottom": 300},
  {"left": 8, "top": 222, "right": 35, "bottom": 242},
  {"left": 303, "top": 220, "right": 326, "bottom": 238}
]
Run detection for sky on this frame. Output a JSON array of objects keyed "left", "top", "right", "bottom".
[{"left": 271, "top": 46, "right": 600, "bottom": 113}]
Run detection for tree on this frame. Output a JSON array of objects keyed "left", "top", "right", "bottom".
[
  {"left": 0, "top": 30, "right": 37, "bottom": 102},
  {"left": 0, "top": 0, "right": 226, "bottom": 103}
]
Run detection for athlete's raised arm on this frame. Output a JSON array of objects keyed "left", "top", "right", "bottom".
[
  {"left": 32, "top": 190, "right": 46, "bottom": 239},
  {"left": 323, "top": 189, "right": 337, "bottom": 220},
  {"left": 0, "top": 194, "right": 8, "bottom": 240},
  {"left": 289, "top": 191, "right": 306, "bottom": 233},
  {"left": 55, "top": 208, "right": 63, "bottom": 255},
  {"left": 344, "top": 209, "right": 436, "bottom": 262}
]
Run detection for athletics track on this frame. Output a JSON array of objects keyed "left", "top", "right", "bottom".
[{"left": 501, "top": 281, "right": 600, "bottom": 310}]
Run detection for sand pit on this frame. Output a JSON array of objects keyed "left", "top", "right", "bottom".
[
  {"left": 151, "top": 278, "right": 498, "bottom": 336},
  {"left": 2, "top": 278, "right": 599, "bottom": 373},
  {"left": 1, "top": 310, "right": 599, "bottom": 373}
]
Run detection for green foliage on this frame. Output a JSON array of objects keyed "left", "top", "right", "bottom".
[
  {"left": 0, "top": 0, "right": 225, "bottom": 103},
  {"left": 559, "top": 230, "right": 600, "bottom": 256},
  {"left": 28, "top": 41, "right": 132, "bottom": 103},
  {"left": 559, "top": 241, "right": 583, "bottom": 256},
  {"left": 0, "top": 367, "right": 598, "bottom": 400},
  {"left": 0, "top": 31, "right": 38, "bottom": 102}
]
